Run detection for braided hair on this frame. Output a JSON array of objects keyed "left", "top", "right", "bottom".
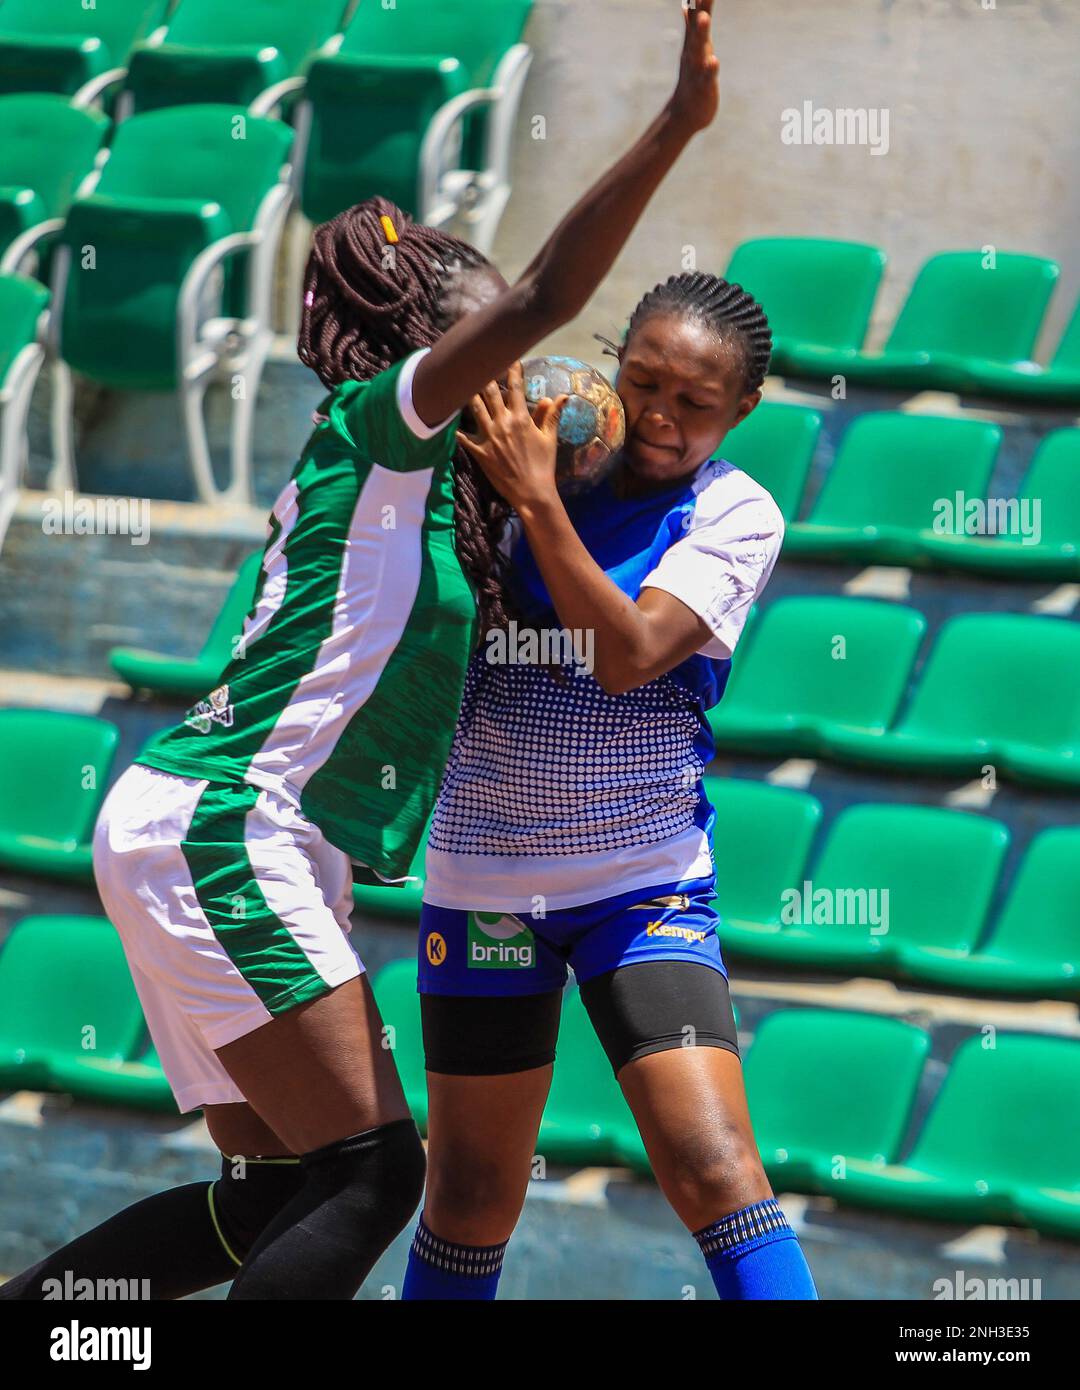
[
  {"left": 601, "top": 272, "right": 772, "bottom": 393},
  {"left": 298, "top": 196, "right": 514, "bottom": 634}
]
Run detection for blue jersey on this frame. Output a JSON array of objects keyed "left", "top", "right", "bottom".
[{"left": 424, "top": 456, "right": 784, "bottom": 913}]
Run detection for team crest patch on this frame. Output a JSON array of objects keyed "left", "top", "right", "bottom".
[
  {"left": 467, "top": 912, "right": 535, "bottom": 969},
  {"left": 184, "top": 684, "right": 234, "bottom": 735}
]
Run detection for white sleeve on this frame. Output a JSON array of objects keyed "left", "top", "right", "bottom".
[{"left": 640, "top": 482, "right": 785, "bottom": 660}]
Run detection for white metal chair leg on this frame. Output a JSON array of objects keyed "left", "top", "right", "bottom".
[
  {"left": 283, "top": 211, "right": 312, "bottom": 343},
  {"left": 179, "top": 369, "right": 224, "bottom": 507},
  {"left": 223, "top": 331, "right": 271, "bottom": 508},
  {"left": 48, "top": 358, "right": 77, "bottom": 493}
]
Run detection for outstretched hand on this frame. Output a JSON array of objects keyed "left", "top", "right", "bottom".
[
  {"left": 456, "top": 361, "right": 568, "bottom": 517},
  {"left": 670, "top": 0, "right": 720, "bottom": 133}
]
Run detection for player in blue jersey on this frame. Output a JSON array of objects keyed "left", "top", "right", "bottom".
[{"left": 402, "top": 272, "right": 820, "bottom": 1301}]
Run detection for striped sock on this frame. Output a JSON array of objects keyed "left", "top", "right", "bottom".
[
  {"left": 694, "top": 1197, "right": 818, "bottom": 1300},
  {"left": 401, "top": 1216, "right": 508, "bottom": 1301}
]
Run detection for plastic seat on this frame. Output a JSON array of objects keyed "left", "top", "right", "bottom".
[
  {"left": 840, "top": 1033, "right": 1080, "bottom": 1232},
  {"left": 0, "top": 709, "right": 118, "bottom": 881},
  {"left": 839, "top": 251, "right": 1060, "bottom": 392},
  {"left": 706, "top": 776, "right": 823, "bottom": 958},
  {"left": 0, "top": 916, "right": 145, "bottom": 1091},
  {"left": 920, "top": 429, "right": 1080, "bottom": 581},
  {"left": 724, "top": 238, "right": 885, "bottom": 376},
  {"left": 744, "top": 1009, "right": 930, "bottom": 1193},
  {"left": 828, "top": 614, "right": 1080, "bottom": 788},
  {"left": 539, "top": 986, "right": 637, "bottom": 1167},
  {"left": 714, "top": 401, "right": 821, "bottom": 522},
  {"left": 54, "top": 105, "right": 295, "bottom": 506},
  {"left": 370, "top": 959, "right": 428, "bottom": 1131},
  {"left": 785, "top": 413, "right": 1002, "bottom": 567},
  {"left": 0, "top": 273, "right": 49, "bottom": 552},
  {"left": 50, "top": 1040, "right": 178, "bottom": 1113},
  {"left": 707, "top": 597, "right": 926, "bottom": 758},
  {"left": 0, "top": 95, "right": 109, "bottom": 273},
  {"left": 125, "top": 0, "right": 346, "bottom": 113},
  {"left": 109, "top": 550, "right": 263, "bottom": 699},
  {"left": 899, "top": 827, "right": 1080, "bottom": 1001},
  {"left": 300, "top": 0, "right": 534, "bottom": 253},
  {"left": 0, "top": 0, "right": 169, "bottom": 99},
  {"left": 737, "top": 804, "right": 1007, "bottom": 975},
  {"left": 960, "top": 294, "right": 1080, "bottom": 405}
]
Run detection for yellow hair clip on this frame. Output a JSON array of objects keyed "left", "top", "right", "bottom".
[{"left": 380, "top": 214, "right": 399, "bottom": 245}]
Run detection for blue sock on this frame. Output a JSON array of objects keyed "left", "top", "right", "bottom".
[
  {"left": 401, "top": 1216, "right": 507, "bottom": 1301},
  {"left": 694, "top": 1198, "right": 818, "bottom": 1300}
]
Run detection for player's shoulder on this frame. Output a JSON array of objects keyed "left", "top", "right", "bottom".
[{"left": 686, "top": 456, "right": 785, "bottom": 538}]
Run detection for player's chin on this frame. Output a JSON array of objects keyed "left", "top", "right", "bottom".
[{"left": 623, "top": 437, "right": 687, "bottom": 479}]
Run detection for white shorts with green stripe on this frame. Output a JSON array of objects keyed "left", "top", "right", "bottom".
[{"left": 92, "top": 763, "right": 362, "bottom": 1113}]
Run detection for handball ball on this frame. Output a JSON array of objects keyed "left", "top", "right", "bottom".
[{"left": 521, "top": 356, "right": 625, "bottom": 496}]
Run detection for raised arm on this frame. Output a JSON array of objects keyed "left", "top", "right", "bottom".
[{"left": 411, "top": 0, "right": 720, "bottom": 428}]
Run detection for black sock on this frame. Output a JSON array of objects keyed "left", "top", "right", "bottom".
[{"left": 228, "top": 1118, "right": 426, "bottom": 1301}]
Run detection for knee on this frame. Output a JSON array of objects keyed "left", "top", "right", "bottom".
[
  {"left": 425, "top": 1146, "right": 527, "bottom": 1241},
  {"left": 651, "top": 1122, "right": 770, "bottom": 1226},
  {"left": 212, "top": 1155, "right": 307, "bottom": 1264}
]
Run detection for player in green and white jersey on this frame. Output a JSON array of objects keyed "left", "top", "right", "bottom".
[{"left": 0, "top": 3, "right": 721, "bottom": 1303}]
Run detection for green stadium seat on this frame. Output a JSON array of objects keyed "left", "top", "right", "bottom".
[
  {"left": 0, "top": 0, "right": 169, "bottom": 100},
  {"left": 706, "top": 776, "right": 823, "bottom": 958},
  {"left": 733, "top": 804, "right": 1007, "bottom": 974},
  {"left": 958, "top": 294, "right": 1080, "bottom": 406},
  {"left": 785, "top": 413, "right": 1002, "bottom": 567},
  {"left": 838, "top": 251, "right": 1060, "bottom": 392},
  {"left": 352, "top": 817, "right": 430, "bottom": 920},
  {"left": 50, "top": 1040, "right": 178, "bottom": 1113},
  {"left": 714, "top": 401, "right": 821, "bottom": 522},
  {"left": 724, "top": 237, "right": 885, "bottom": 376},
  {"left": 898, "top": 827, "right": 1080, "bottom": 1001},
  {"left": 0, "top": 709, "right": 118, "bottom": 881},
  {"left": 840, "top": 1033, "right": 1080, "bottom": 1231},
  {"left": 125, "top": 0, "right": 346, "bottom": 113},
  {"left": 539, "top": 986, "right": 637, "bottom": 1167},
  {"left": 707, "top": 596, "right": 926, "bottom": 758},
  {"left": 54, "top": 104, "right": 295, "bottom": 506},
  {"left": 919, "top": 429, "right": 1080, "bottom": 581},
  {"left": 828, "top": 614, "right": 1080, "bottom": 788},
  {"left": 0, "top": 95, "right": 108, "bottom": 273},
  {"left": 0, "top": 915, "right": 145, "bottom": 1092},
  {"left": 370, "top": 959, "right": 428, "bottom": 1131},
  {"left": 0, "top": 272, "right": 50, "bottom": 550},
  {"left": 108, "top": 550, "right": 263, "bottom": 699},
  {"left": 300, "top": 0, "right": 534, "bottom": 253},
  {"left": 744, "top": 1009, "right": 930, "bottom": 1193}
]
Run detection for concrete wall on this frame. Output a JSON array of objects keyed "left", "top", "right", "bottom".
[{"left": 497, "top": 0, "right": 1080, "bottom": 360}]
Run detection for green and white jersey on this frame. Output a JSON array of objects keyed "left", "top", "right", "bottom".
[{"left": 138, "top": 349, "right": 476, "bottom": 880}]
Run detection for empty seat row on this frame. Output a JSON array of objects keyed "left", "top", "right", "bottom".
[
  {"left": 722, "top": 406, "right": 1079, "bottom": 580},
  {"left": 727, "top": 237, "right": 1080, "bottom": 404},
  {"left": 709, "top": 599, "right": 1080, "bottom": 788},
  {"left": 0, "top": 0, "right": 533, "bottom": 251},
  {"left": 372, "top": 962, "right": 1080, "bottom": 1240},
  {"left": 706, "top": 777, "right": 1078, "bottom": 997}
]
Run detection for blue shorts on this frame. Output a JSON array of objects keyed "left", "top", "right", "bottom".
[{"left": 418, "top": 879, "right": 726, "bottom": 996}]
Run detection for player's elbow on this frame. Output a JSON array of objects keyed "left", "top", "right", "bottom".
[
  {"left": 592, "top": 652, "right": 651, "bottom": 697},
  {"left": 515, "top": 268, "right": 589, "bottom": 335}
]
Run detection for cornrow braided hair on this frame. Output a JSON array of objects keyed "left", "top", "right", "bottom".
[
  {"left": 598, "top": 272, "right": 773, "bottom": 393},
  {"left": 297, "top": 196, "right": 515, "bottom": 634}
]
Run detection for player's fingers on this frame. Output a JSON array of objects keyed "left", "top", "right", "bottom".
[
  {"left": 535, "top": 393, "right": 569, "bottom": 436},
  {"left": 481, "top": 378, "right": 506, "bottom": 419},
  {"left": 505, "top": 360, "right": 528, "bottom": 414},
  {"left": 455, "top": 430, "right": 486, "bottom": 461},
  {"left": 468, "top": 390, "right": 493, "bottom": 432}
]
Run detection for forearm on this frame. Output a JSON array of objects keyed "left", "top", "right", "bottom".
[
  {"left": 519, "top": 105, "right": 695, "bottom": 326},
  {"left": 516, "top": 496, "right": 655, "bottom": 692}
]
